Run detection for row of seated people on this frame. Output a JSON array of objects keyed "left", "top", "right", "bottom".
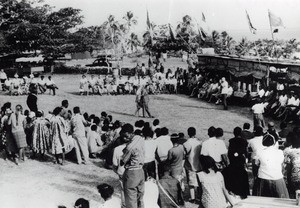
[
  {"left": 2, "top": 73, "right": 57, "bottom": 96},
  {"left": 78, "top": 74, "right": 178, "bottom": 96}
]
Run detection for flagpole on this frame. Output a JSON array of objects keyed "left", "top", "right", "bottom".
[{"left": 268, "top": 9, "right": 277, "bottom": 61}]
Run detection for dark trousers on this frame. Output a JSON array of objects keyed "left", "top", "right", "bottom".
[
  {"left": 0, "top": 79, "right": 5, "bottom": 91},
  {"left": 123, "top": 169, "right": 145, "bottom": 208},
  {"left": 222, "top": 94, "right": 228, "bottom": 110},
  {"left": 143, "top": 161, "right": 156, "bottom": 179},
  {"left": 47, "top": 85, "right": 56, "bottom": 95}
]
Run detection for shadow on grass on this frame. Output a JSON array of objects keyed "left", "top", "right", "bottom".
[
  {"left": 179, "top": 104, "right": 223, "bottom": 111},
  {"left": 108, "top": 110, "right": 137, "bottom": 118}
]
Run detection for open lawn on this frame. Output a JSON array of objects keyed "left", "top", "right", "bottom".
[{"left": 0, "top": 73, "right": 263, "bottom": 208}]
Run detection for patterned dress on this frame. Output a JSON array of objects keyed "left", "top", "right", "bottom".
[
  {"left": 32, "top": 117, "right": 50, "bottom": 154},
  {"left": 49, "top": 115, "right": 67, "bottom": 154},
  {"left": 284, "top": 148, "right": 300, "bottom": 198},
  {"left": 197, "top": 171, "right": 228, "bottom": 208}
]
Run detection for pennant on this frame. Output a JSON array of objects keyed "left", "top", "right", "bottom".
[
  {"left": 246, "top": 10, "right": 257, "bottom": 34},
  {"left": 168, "top": 24, "right": 176, "bottom": 41},
  {"left": 200, "top": 27, "right": 207, "bottom": 39},
  {"left": 273, "top": 28, "right": 279, "bottom": 33},
  {"left": 198, "top": 28, "right": 205, "bottom": 42},
  {"left": 268, "top": 10, "right": 284, "bottom": 27},
  {"left": 202, "top": 12, "right": 206, "bottom": 22},
  {"left": 146, "top": 10, "right": 151, "bottom": 30}
]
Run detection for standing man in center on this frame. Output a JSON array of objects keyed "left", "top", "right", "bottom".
[
  {"left": 71, "top": 106, "right": 89, "bottom": 164},
  {"left": 121, "top": 123, "right": 145, "bottom": 208}
]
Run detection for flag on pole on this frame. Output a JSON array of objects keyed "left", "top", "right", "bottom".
[
  {"left": 246, "top": 10, "right": 257, "bottom": 34},
  {"left": 168, "top": 24, "right": 176, "bottom": 41},
  {"left": 202, "top": 12, "right": 206, "bottom": 22},
  {"left": 268, "top": 10, "right": 284, "bottom": 27}
]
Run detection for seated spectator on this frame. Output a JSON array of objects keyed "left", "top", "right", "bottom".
[
  {"left": 74, "top": 198, "right": 89, "bottom": 208},
  {"left": 197, "top": 155, "right": 234, "bottom": 208},
  {"left": 87, "top": 124, "right": 103, "bottom": 158},
  {"left": 38, "top": 75, "right": 47, "bottom": 94},
  {"left": 241, "top": 123, "right": 254, "bottom": 141},
  {"left": 46, "top": 76, "right": 58, "bottom": 96},
  {"left": 157, "top": 163, "right": 184, "bottom": 208},
  {"left": 97, "top": 183, "right": 121, "bottom": 208}
]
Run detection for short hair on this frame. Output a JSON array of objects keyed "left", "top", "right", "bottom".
[
  {"left": 142, "top": 127, "right": 154, "bottom": 138},
  {"left": 215, "top": 128, "right": 224, "bottom": 138},
  {"left": 207, "top": 126, "right": 216, "bottom": 137},
  {"left": 199, "top": 155, "right": 218, "bottom": 173},
  {"left": 24, "top": 109, "right": 29, "bottom": 116},
  {"left": 102, "top": 125, "right": 109, "bottom": 132},
  {"left": 101, "top": 111, "right": 107, "bottom": 118},
  {"left": 187, "top": 127, "right": 196, "bottom": 137},
  {"left": 243, "top": 123, "right": 250, "bottom": 130},
  {"left": 73, "top": 106, "right": 80, "bottom": 114},
  {"left": 134, "top": 129, "right": 142, "bottom": 135},
  {"left": 89, "top": 114, "right": 95, "bottom": 121},
  {"left": 94, "top": 117, "right": 100, "bottom": 125},
  {"left": 161, "top": 127, "right": 169, "bottom": 136},
  {"left": 107, "top": 115, "right": 113, "bottom": 122},
  {"left": 233, "top": 127, "right": 242, "bottom": 137},
  {"left": 262, "top": 133, "right": 275, "bottom": 147},
  {"left": 135, "top": 120, "right": 145, "bottom": 128},
  {"left": 113, "top": 120, "right": 121, "bottom": 129},
  {"left": 153, "top": 119, "right": 160, "bottom": 126},
  {"left": 61, "top": 100, "right": 68, "bottom": 107},
  {"left": 144, "top": 122, "right": 150, "bottom": 129},
  {"left": 121, "top": 123, "right": 134, "bottom": 134},
  {"left": 154, "top": 128, "right": 161, "bottom": 137},
  {"left": 91, "top": 124, "right": 97, "bottom": 131},
  {"left": 74, "top": 198, "right": 89, "bottom": 208},
  {"left": 97, "top": 183, "right": 114, "bottom": 201},
  {"left": 254, "top": 126, "right": 263, "bottom": 136},
  {"left": 53, "top": 107, "right": 62, "bottom": 116}
]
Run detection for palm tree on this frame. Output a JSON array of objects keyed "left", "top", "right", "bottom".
[
  {"left": 235, "top": 37, "right": 250, "bottom": 56},
  {"left": 176, "top": 15, "right": 194, "bottom": 35},
  {"left": 122, "top": 11, "right": 137, "bottom": 34},
  {"left": 102, "top": 15, "right": 122, "bottom": 46},
  {"left": 142, "top": 22, "right": 159, "bottom": 47},
  {"left": 126, "top": 32, "right": 140, "bottom": 52}
]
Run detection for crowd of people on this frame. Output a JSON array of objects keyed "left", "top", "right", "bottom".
[
  {"left": 0, "top": 69, "right": 58, "bottom": 96},
  {"left": 1, "top": 94, "right": 300, "bottom": 208}
]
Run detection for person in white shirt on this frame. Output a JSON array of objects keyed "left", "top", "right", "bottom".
[
  {"left": 251, "top": 99, "right": 265, "bottom": 128},
  {"left": 97, "top": 183, "right": 121, "bottom": 208},
  {"left": 183, "top": 127, "right": 202, "bottom": 202},
  {"left": 79, "top": 74, "right": 88, "bottom": 95},
  {"left": 248, "top": 126, "right": 264, "bottom": 179},
  {"left": 220, "top": 77, "right": 229, "bottom": 110},
  {"left": 280, "top": 94, "right": 300, "bottom": 122},
  {"left": 201, "top": 126, "right": 228, "bottom": 169},
  {"left": 0, "top": 69, "right": 7, "bottom": 91},
  {"left": 252, "top": 133, "right": 289, "bottom": 198},
  {"left": 46, "top": 76, "right": 58, "bottom": 95},
  {"left": 142, "top": 127, "right": 157, "bottom": 179},
  {"left": 155, "top": 127, "right": 173, "bottom": 178},
  {"left": 11, "top": 73, "right": 21, "bottom": 95},
  {"left": 88, "top": 74, "right": 97, "bottom": 94},
  {"left": 96, "top": 75, "right": 104, "bottom": 95},
  {"left": 38, "top": 75, "right": 47, "bottom": 93}
]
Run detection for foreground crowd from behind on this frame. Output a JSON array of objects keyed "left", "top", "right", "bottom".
[{"left": 1, "top": 95, "right": 300, "bottom": 208}]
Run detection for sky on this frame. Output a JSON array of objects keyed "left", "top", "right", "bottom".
[{"left": 43, "top": 0, "right": 300, "bottom": 41}]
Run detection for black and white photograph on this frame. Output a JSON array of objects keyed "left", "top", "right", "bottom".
[{"left": 0, "top": 0, "right": 300, "bottom": 207}]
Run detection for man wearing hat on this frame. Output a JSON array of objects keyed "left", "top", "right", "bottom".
[{"left": 121, "top": 123, "right": 145, "bottom": 208}]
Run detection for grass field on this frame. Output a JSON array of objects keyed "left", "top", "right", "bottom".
[{"left": 0, "top": 73, "right": 260, "bottom": 208}]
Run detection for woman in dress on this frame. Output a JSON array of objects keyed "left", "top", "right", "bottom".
[
  {"left": 8, "top": 104, "right": 27, "bottom": 163},
  {"left": 1, "top": 105, "right": 18, "bottom": 163},
  {"left": 253, "top": 133, "right": 289, "bottom": 198},
  {"left": 197, "top": 155, "right": 234, "bottom": 208},
  {"left": 49, "top": 107, "right": 67, "bottom": 165},
  {"left": 32, "top": 111, "right": 50, "bottom": 159},
  {"left": 284, "top": 127, "right": 300, "bottom": 198}
]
